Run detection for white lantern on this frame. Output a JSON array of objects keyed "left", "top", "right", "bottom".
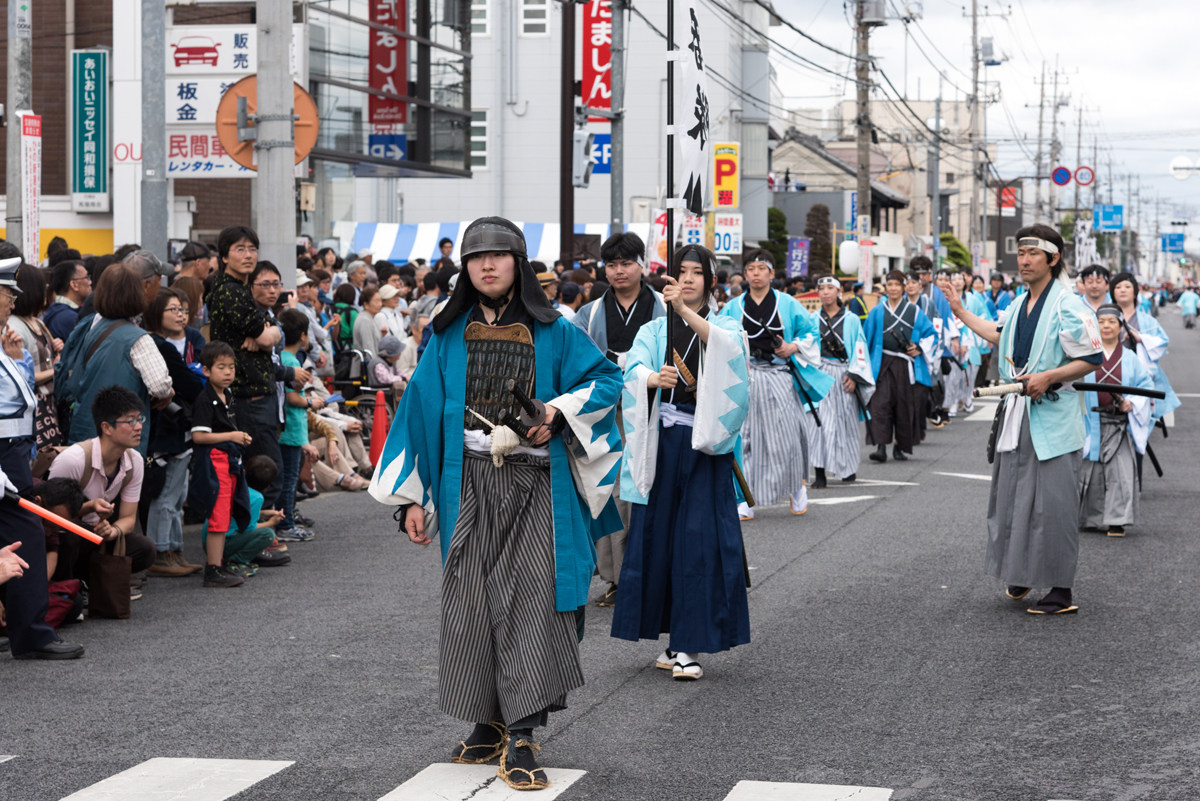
[{"left": 839, "top": 239, "right": 860, "bottom": 275}]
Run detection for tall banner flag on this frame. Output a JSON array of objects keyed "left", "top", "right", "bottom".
[
  {"left": 369, "top": 0, "right": 409, "bottom": 124},
  {"left": 582, "top": 0, "right": 612, "bottom": 121},
  {"left": 676, "top": 0, "right": 709, "bottom": 215},
  {"left": 19, "top": 112, "right": 42, "bottom": 262}
]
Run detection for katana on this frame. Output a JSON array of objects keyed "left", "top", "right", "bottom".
[
  {"left": 974, "top": 382, "right": 1166, "bottom": 400},
  {"left": 3, "top": 488, "right": 104, "bottom": 544}
]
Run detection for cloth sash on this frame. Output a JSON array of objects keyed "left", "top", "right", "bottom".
[
  {"left": 660, "top": 402, "right": 695, "bottom": 429},
  {"left": 881, "top": 349, "right": 916, "bottom": 385},
  {"left": 1097, "top": 412, "right": 1128, "bottom": 464}
]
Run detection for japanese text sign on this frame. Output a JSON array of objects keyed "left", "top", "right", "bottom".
[
  {"left": 71, "top": 50, "right": 109, "bottom": 212},
  {"left": 582, "top": 0, "right": 612, "bottom": 122},
  {"left": 712, "top": 142, "right": 738, "bottom": 208},
  {"left": 370, "top": 0, "right": 409, "bottom": 124}
]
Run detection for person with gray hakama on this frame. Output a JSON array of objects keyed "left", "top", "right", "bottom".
[
  {"left": 371, "top": 217, "right": 624, "bottom": 790},
  {"left": 946, "top": 224, "right": 1103, "bottom": 615},
  {"left": 1077, "top": 304, "right": 1155, "bottom": 537}
]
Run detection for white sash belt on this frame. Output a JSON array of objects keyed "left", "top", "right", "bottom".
[{"left": 882, "top": 349, "right": 916, "bottom": 384}]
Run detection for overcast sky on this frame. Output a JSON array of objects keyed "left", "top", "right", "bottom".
[{"left": 766, "top": 0, "right": 1200, "bottom": 236}]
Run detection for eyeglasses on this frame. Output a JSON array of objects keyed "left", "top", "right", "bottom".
[
  {"left": 163, "top": 306, "right": 190, "bottom": 315},
  {"left": 231, "top": 246, "right": 259, "bottom": 255},
  {"left": 107, "top": 414, "right": 146, "bottom": 428},
  {"left": 0, "top": 289, "right": 16, "bottom": 301},
  {"left": 71, "top": 274, "right": 91, "bottom": 284},
  {"left": 253, "top": 281, "right": 281, "bottom": 289}
]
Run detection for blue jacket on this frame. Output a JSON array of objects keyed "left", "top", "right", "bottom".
[
  {"left": 863, "top": 297, "right": 938, "bottom": 387},
  {"left": 43, "top": 301, "right": 81, "bottom": 342}
]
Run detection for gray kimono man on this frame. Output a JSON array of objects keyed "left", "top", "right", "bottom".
[{"left": 573, "top": 232, "right": 665, "bottom": 607}]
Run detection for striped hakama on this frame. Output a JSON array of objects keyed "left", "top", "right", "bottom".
[
  {"left": 1078, "top": 413, "right": 1139, "bottom": 528},
  {"left": 744, "top": 359, "right": 810, "bottom": 503},
  {"left": 986, "top": 415, "right": 1083, "bottom": 588},
  {"left": 439, "top": 450, "right": 584, "bottom": 727},
  {"left": 810, "top": 357, "right": 861, "bottom": 478},
  {"left": 944, "top": 360, "right": 970, "bottom": 412}
]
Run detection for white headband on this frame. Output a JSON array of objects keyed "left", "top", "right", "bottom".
[
  {"left": 1017, "top": 237, "right": 1059, "bottom": 255},
  {"left": 816, "top": 276, "right": 841, "bottom": 287}
]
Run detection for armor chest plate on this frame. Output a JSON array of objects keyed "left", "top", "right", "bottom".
[{"left": 463, "top": 321, "right": 536, "bottom": 430}]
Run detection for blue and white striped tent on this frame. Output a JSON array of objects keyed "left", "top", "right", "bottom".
[{"left": 330, "top": 221, "right": 652, "bottom": 266}]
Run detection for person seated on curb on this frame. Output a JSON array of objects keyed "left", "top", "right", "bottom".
[
  {"left": 19, "top": 477, "right": 86, "bottom": 581},
  {"left": 200, "top": 454, "right": 291, "bottom": 580},
  {"left": 306, "top": 411, "right": 370, "bottom": 492},
  {"left": 47, "top": 386, "right": 157, "bottom": 597}
]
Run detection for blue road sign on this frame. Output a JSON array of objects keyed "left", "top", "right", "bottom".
[
  {"left": 368, "top": 134, "right": 407, "bottom": 161},
  {"left": 1093, "top": 204, "right": 1124, "bottom": 232},
  {"left": 1052, "top": 166, "right": 1072, "bottom": 186},
  {"left": 590, "top": 133, "right": 611, "bottom": 175},
  {"left": 1162, "top": 232, "right": 1185, "bottom": 254}
]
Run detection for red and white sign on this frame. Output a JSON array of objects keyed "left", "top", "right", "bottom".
[
  {"left": 582, "top": 0, "right": 612, "bottom": 122},
  {"left": 369, "top": 0, "right": 409, "bottom": 124},
  {"left": 999, "top": 186, "right": 1017, "bottom": 218},
  {"left": 19, "top": 113, "right": 41, "bottom": 262},
  {"left": 1074, "top": 165, "right": 1095, "bottom": 187}
]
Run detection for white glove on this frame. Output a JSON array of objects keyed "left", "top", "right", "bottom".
[{"left": 0, "top": 462, "right": 15, "bottom": 497}]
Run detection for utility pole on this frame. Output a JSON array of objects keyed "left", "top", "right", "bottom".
[
  {"left": 257, "top": 0, "right": 297, "bottom": 288},
  {"left": 931, "top": 76, "right": 942, "bottom": 243},
  {"left": 559, "top": 0, "right": 576, "bottom": 269},
  {"left": 141, "top": 0, "right": 168, "bottom": 261},
  {"left": 5, "top": 0, "right": 33, "bottom": 254},
  {"left": 1032, "top": 62, "right": 1045, "bottom": 224},
  {"left": 968, "top": 0, "right": 980, "bottom": 253},
  {"left": 855, "top": 0, "right": 874, "bottom": 269},
  {"left": 610, "top": 0, "right": 624, "bottom": 228},
  {"left": 1048, "top": 61, "right": 1064, "bottom": 227},
  {"left": 1072, "top": 105, "right": 1083, "bottom": 222}
]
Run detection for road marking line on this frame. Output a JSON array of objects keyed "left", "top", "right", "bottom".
[
  {"left": 378, "top": 763, "right": 586, "bottom": 800},
  {"left": 807, "top": 495, "right": 878, "bottom": 505},
  {"left": 58, "top": 758, "right": 294, "bottom": 801},
  {"left": 0, "top": 756, "right": 16, "bottom": 764},
  {"left": 933, "top": 471, "right": 991, "bottom": 481},
  {"left": 723, "top": 781, "right": 893, "bottom": 800},
  {"left": 964, "top": 407, "right": 999, "bottom": 421},
  {"left": 825, "top": 479, "right": 919, "bottom": 487},
  {"left": 1176, "top": 393, "right": 1200, "bottom": 398}
]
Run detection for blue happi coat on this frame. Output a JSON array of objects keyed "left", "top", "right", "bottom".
[
  {"left": 368, "top": 309, "right": 625, "bottom": 613},
  {"left": 719, "top": 289, "right": 834, "bottom": 411},
  {"left": 1127, "top": 309, "right": 1181, "bottom": 420},
  {"left": 862, "top": 296, "right": 938, "bottom": 387}
]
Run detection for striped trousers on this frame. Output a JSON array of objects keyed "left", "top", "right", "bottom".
[
  {"left": 810, "top": 358, "right": 862, "bottom": 478},
  {"left": 744, "top": 360, "right": 809, "bottom": 504},
  {"left": 439, "top": 450, "right": 584, "bottom": 727}
]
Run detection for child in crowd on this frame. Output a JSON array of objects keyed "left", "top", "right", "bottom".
[
  {"left": 278, "top": 309, "right": 323, "bottom": 542},
  {"left": 200, "top": 455, "right": 291, "bottom": 579},
  {"left": 189, "top": 341, "right": 254, "bottom": 588}
]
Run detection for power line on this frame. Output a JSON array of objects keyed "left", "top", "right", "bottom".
[
  {"left": 699, "top": 0, "right": 852, "bottom": 82},
  {"left": 746, "top": 0, "right": 864, "bottom": 62},
  {"left": 907, "top": 17, "right": 971, "bottom": 82}
]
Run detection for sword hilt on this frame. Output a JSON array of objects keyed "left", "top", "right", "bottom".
[{"left": 506, "top": 379, "right": 545, "bottom": 427}]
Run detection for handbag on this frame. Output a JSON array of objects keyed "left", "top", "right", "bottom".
[{"left": 88, "top": 532, "right": 132, "bottom": 620}]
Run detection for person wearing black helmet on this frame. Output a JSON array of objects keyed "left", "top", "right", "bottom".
[{"left": 369, "top": 217, "right": 624, "bottom": 790}]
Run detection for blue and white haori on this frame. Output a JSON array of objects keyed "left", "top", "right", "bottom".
[
  {"left": 1081, "top": 348, "right": 1155, "bottom": 460},
  {"left": 1127, "top": 309, "right": 1181, "bottom": 421},
  {"left": 368, "top": 311, "right": 625, "bottom": 613},
  {"left": 611, "top": 312, "right": 752, "bottom": 655}
]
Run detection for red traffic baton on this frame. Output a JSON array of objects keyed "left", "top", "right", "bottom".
[{"left": 4, "top": 488, "right": 104, "bottom": 544}]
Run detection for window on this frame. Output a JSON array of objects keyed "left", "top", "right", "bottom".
[
  {"left": 1005, "top": 236, "right": 1017, "bottom": 255},
  {"left": 471, "top": 109, "right": 488, "bottom": 169},
  {"left": 521, "top": 0, "right": 549, "bottom": 35},
  {"left": 471, "top": 0, "right": 489, "bottom": 36}
]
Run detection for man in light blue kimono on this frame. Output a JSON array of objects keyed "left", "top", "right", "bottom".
[
  {"left": 369, "top": 217, "right": 623, "bottom": 790},
  {"left": 1078, "top": 304, "right": 1155, "bottom": 537},
  {"left": 573, "top": 231, "right": 665, "bottom": 606},
  {"left": 1079, "top": 264, "right": 1112, "bottom": 315},
  {"left": 612, "top": 244, "right": 750, "bottom": 683},
  {"left": 946, "top": 224, "right": 1103, "bottom": 615},
  {"left": 1109, "top": 272, "right": 1181, "bottom": 426},
  {"left": 1179, "top": 286, "right": 1199, "bottom": 328},
  {"left": 720, "top": 248, "right": 831, "bottom": 518}
]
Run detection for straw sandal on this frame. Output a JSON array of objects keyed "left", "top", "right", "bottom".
[
  {"left": 498, "top": 738, "right": 549, "bottom": 791},
  {"left": 1005, "top": 586, "right": 1031, "bottom": 600},
  {"left": 672, "top": 654, "right": 703, "bottom": 681},
  {"left": 450, "top": 721, "right": 508, "bottom": 764},
  {"left": 595, "top": 583, "right": 618, "bottom": 607}
]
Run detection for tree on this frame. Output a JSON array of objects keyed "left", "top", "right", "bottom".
[
  {"left": 804, "top": 203, "right": 833, "bottom": 276},
  {"left": 939, "top": 231, "right": 971, "bottom": 268},
  {"left": 1058, "top": 213, "right": 1075, "bottom": 242},
  {"left": 760, "top": 207, "right": 788, "bottom": 271}
]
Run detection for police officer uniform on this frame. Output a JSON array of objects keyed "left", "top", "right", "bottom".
[{"left": 0, "top": 257, "right": 84, "bottom": 659}]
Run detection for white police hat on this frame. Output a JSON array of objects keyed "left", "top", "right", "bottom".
[{"left": 0, "top": 257, "right": 22, "bottom": 293}]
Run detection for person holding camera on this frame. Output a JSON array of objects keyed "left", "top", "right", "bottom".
[{"left": 142, "top": 288, "right": 207, "bottom": 577}]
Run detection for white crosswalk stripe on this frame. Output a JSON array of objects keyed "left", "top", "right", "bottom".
[
  {"left": 377, "top": 763, "right": 587, "bottom": 800},
  {"left": 723, "top": 781, "right": 893, "bottom": 800},
  {"left": 57, "top": 758, "right": 293, "bottom": 801},
  {"left": 807, "top": 495, "right": 879, "bottom": 505},
  {"left": 933, "top": 471, "right": 992, "bottom": 481},
  {"left": 0, "top": 756, "right": 16, "bottom": 764}
]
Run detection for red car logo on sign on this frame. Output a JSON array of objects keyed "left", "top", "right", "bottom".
[{"left": 171, "top": 36, "right": 221, "bottom": 67}]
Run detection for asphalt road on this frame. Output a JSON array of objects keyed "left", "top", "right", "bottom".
[{"left": 2, "top": 306, "right": 1198, "bottom": 801}]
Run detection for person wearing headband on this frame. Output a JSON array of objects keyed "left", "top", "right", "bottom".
[
  {"left": 719, "top": 249, "right": 832, "bottom": 518},
  {"left": 944, "top": 223, "right": 1103, "bottom": 615},
  {"left": 903, "top": 270, "right": 947, "bottom": 435},
  {"left": 810, "top": 276, "right": 875, "bottom": 487},
  {"left": 863, "top": 270, "right": 938, "bottom": 462},
  {"left": 572, "top": 231, "right": 666, "bottom": 607},
  {"left": 1077, "top": 304, "right": 1155, "bottom": 538},
  {"left": 611, "top": 244, "right": 752, "bottom": 683},
  {"left": 1109, "top": 272, "right": 1181, "bottom": 426},
  {"left": 369, "top": 216, "right": 625, "bottom": 789},
  {"left": 909, "top": 255, "right": 959, "bottom": 428},
  {"left": 944, "top": 270, "right": 992, "bottom": 416}
]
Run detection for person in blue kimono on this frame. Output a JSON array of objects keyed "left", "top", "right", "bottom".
[
  {"left": 1078, "top": 304, "right": 1155, "bottom": 537},
  {"left": 719, "top": 248, "right": 831, "bottom": 518},
  {"left": 1178, "top": 286, "right": 1199, "bottom": 328},
  {"left": 369, "top": 217, "right": 624, "bottom": 791},
  {"left": 863, "top": 271, "right": 938, "bottom": 462},
  {"left": 913, "top": 257, "right": 959, "bottom": 428},
  {"left": 1079, "top": 264, "right": 1111, "bottom": 315},
  {"left": 986, "top": 272, "right": 1012, "bottom": 314},
  {"left": 1109, "top": 272, "right": 1181, "bottom": 424},
  {"left": 611, "top": 244, "right": 751, "bottom": 682},
  {"left": 945, "top": 224, "right": 1103, "bottom": 615}
]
